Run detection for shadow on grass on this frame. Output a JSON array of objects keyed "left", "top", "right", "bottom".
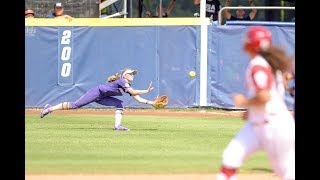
[{"left": 249, "top": 168, "right": 273, "bottom": 173}]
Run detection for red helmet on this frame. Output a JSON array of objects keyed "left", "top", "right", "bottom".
[{"left": 244, "top": 26, "right": 272, "bottom": 52}]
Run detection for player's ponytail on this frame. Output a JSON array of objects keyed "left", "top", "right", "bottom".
[
  {"left": 107, "top": 73, "right": 121, "bottom": 82},
  {"left": 259, "top": 46, "right": 292, "bottom": 74}
]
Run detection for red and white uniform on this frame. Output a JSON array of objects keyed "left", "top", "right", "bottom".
[
  {"left": 246, "top": 55, "right": 289, "bottom": 124},
  {"left": 219, "top": 55, "right": 295, "bottom": 180}
]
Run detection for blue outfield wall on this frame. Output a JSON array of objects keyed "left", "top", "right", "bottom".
[
  {"left": 208, "top": 24, "right": 295, "bottom": 109},
  {"left": 25, "top": 20, "right": 294, "bottom": 109}
]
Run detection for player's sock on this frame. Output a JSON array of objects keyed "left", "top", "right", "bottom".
[
  {"left": 216, "top": 166, "right": 237, "bottom": 180},
  {"left": 50, "top": 102, "right": 70, "bottom": 111},
  {"left": 114, "top": 108, "right": 123, "bottom": 127}
]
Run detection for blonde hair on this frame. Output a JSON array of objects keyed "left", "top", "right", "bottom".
[
  {"left": 107, "top": 72, "right": 121, "bottom": 82},
  {"left": 106, "top": 68, "right": 132, "bottom": 82}
]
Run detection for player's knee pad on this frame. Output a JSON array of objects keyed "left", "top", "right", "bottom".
[{"left": 62, "top": 102, "right": 71, "bottom": 110}]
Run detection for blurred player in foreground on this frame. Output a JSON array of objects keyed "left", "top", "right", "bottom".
[
  {"left": 40, "top": 68, "right": 155, "bottom": 131},
  {"left": 216, "top": 26, "right": 295, "bottom": 180}
]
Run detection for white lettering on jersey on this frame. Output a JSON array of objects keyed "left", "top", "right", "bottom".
[{"left": 206, "top": 4, "right": 216, "bottom": 13}]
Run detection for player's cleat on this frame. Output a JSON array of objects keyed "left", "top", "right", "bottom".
[
  {"left": 113, "top": 125, "right": 130, "bottom": 131},
  {"left": 40, "top": 104, "right": 52, "bottom": 118}
]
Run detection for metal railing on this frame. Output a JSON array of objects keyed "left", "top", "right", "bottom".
[
  {"left": 99, "top": 0, "right": 128, "bottom": 18},
  {"left": 218, "top": 6, "right": 295, "bottom": 25}
]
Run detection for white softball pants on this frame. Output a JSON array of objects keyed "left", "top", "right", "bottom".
[{"left": 221, "top": 113, "right": 295, "bottom": 180}]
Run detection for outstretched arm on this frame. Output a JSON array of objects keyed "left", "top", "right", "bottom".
[
  {"left": 224, "top": 0, "right": 232, "bottom": 20},
  {"left": 125, "top": 81, "right": 153, "bottom": 96},
  {"left": 132, "top": 95, "right": 154, "bottom": 105},
  {"left": 248, "top": 0, "right": 257, "bottom": 20},
  {"left": 166, "top": 0, "right": 175, "bottom": 15}
]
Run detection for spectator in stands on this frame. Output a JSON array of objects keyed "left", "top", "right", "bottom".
[
  {"left": 47, "top": 2, "right": 73, "bottom": 20},
  {"left": 224, "top": 0, "right": 257, "bottom": 21},
  {"left": 25, "top": 8, "right": 35, "bottom": 18},
  {"left": 193, "top": 0, "right": 222, "bottom": 21},
  {"left": 145, "top": 0, "right": 175, "bottom": 17}
]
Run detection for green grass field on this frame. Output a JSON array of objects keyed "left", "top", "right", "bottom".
[{"left": 25, "top": 114, "right": 272, "bottom": 174}]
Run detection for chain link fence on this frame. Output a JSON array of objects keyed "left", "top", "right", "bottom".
[{"left": 25, "top": 0, "right": 100, "bottom": 18}]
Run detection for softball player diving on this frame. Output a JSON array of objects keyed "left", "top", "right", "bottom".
[
  {"left": 40, "top": 68, "right": 155, "bottom": 131},
  {"left": 216, "top": 26, "right": 295, "bottom": 180}
]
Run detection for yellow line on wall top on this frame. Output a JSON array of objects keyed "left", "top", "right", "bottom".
[{"left": 25, "top": 18, "right": 210, "bottom": 27}]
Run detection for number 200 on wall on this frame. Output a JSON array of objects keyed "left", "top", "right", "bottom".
[{"left": 60, "top": 30, "right": 72, "bottom": 77}]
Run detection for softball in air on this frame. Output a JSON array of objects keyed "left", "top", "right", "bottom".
[{"left": 189, "top": 71, "right": 196, "bottom": 78}]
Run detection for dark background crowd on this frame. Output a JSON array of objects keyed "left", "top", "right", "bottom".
[{"left": 25, "top": 0, "right": 295, "bottom": 22}]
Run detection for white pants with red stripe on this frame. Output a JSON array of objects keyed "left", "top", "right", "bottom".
[{"left": 218, "top": 113, "right": 295, "bottom": 180}]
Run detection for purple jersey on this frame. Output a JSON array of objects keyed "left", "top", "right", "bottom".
[
  {"left": 98, "top": 78, "right": 132, "bottom": 97},
  {"left": 68, "top": 78, "right": 132, "bottom": 109}
]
